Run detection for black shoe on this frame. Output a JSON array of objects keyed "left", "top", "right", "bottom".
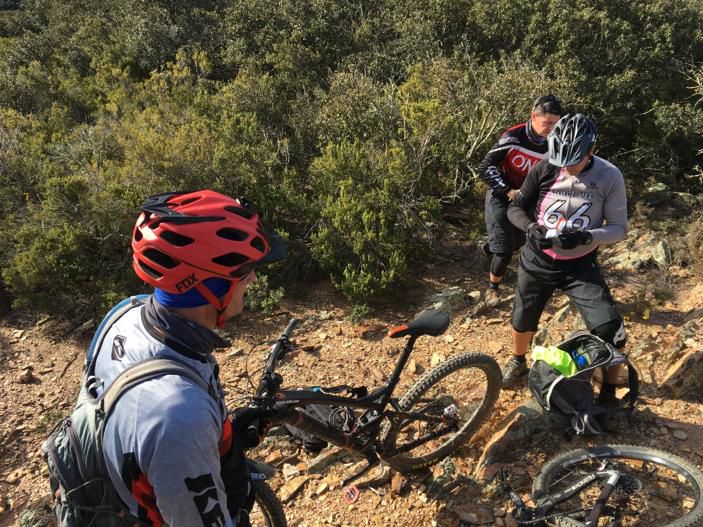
[{"left": 502, "top": 358, "right": 529, "bottom": 389}]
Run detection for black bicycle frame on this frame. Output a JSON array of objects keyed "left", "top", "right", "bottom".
[
  {"left": 254, "top": 324, "right": 454, "bottom": 457},
  {"left": 531, "top": 470, "right": 620, "bottom": 526}
]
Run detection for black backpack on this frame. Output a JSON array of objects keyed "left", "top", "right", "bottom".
[{"left": 528, "top": 332, "right": 639, "bottom": 435}]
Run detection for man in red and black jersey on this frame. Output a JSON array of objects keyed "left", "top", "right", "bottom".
[{"left": 477, "top": 95, "right": 563, "bottom": 306}]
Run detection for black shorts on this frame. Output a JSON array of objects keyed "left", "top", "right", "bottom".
[
  {"left": 511, "top": 247, "right": 621, "bottom": 333},
  {"left": 485, "top": 190, "right": 524, "bottom": 255}
]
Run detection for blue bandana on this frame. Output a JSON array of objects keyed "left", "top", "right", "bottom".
[{"left": 154, "top": 278, "right": 231, "bottom": 308}]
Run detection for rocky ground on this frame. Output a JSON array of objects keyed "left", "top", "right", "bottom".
[{"left": 1, "top": 220, "right": 702, "bottom": 527}]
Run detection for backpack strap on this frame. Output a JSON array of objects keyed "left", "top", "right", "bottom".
[
  {"left": 101, "top": 357, "right": 215, "bottom": 415},
  {"left": 86, "top": 295, "right": 149, "bottom": 369}
]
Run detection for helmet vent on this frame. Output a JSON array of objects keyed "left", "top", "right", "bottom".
[
  {"left": 179, "top": 197, "right": 200, "bottom": 206},
  {"left": 212, "top": 252, "right": 249, "bottom": 267},
  {"left": 160, "top": 230, "right": 194, "bottom": 247},
  {"left": 250, "top": 236, "right": 265, "bottom": 253},
  {"left": 225, "top": 206, "right": 254, "bottom": 220},
  {"left": 143, "top": 249, "right": 179, "bottom": 269},
  {"left": 134, "top": 230, "right": 143, "bottom": 242},
  {"left": 217, "top": 228, "right": 249, "bottom": 242},
  {"left": 138, "top": 259, "right": 163, "bottom": 279}
]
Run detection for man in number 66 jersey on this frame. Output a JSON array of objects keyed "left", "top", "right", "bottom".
[{"left": 503, "top": 114, "right": 628, "bottom": 390}]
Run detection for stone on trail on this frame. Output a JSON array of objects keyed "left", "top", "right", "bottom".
[
  {"left": 430, "top": 352, "right": 446, "bottom": 368},
  {"left": 307, "top": 446, "right": 347, "bottom": 473},
  {"left": 422, "top": 286, "right": 469, "bottom": 318},
  {"left": 661, "top": 350, "right": 703, "bottom": 398},
  {"left": 280, "top": 475, "right": 311, "bottom": 502},
  {"left": 454, "top": 503, "right": 494, "bottom": 524},
  {"left": 475, "top": 400, "right": 566, "bottom": 482},
  {"left": 390, "top": 472, "right": 407, "bottom": 495},
  {"left": 282, "top": 463, "right": 299, "bottom": 479}
]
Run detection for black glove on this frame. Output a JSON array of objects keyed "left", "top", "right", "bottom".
[
  {"left": 231, "top": 406, "right": 274, "bottom": 450},
  {"left": 554, "top": 227, "right": 593, "bottom": 250},
  {"left": 527, "top": 222, "right": 553, "bottom": 250}
]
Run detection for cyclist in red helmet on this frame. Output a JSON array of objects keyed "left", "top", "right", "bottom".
[{"left": 79, "top": 191, "right": 284, "bottom": 526}]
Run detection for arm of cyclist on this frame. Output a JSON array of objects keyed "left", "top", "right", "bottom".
[
  {"left": 587, "top": 167, "right": 628, "bottom": 245},
  {"left": 137, "top": 405, "right": 237, "bottom": 527},
  {"left": 477, "top": 134, "right": 515, "bottom": 198},
  {"left": 507, "top": 163, "right": 541, "bottom": 231}
]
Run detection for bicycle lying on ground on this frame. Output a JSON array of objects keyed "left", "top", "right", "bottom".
[
  {"left": 502, "top": 444, "right": 703, "bottom": 527},
  {"left": 244, "top": 309, "right": 502, "bottom": 526}
]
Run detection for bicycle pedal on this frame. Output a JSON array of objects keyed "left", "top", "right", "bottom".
[{"left": 342, "top": 484, "right": 360, "bottom": 504}]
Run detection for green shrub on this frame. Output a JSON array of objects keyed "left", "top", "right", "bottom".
[
  {"left": 310, "top": 141, "right": 438, "bottom": 304},
  {"left": 245, "top": 273, "right": 284, "bottom": 314}
]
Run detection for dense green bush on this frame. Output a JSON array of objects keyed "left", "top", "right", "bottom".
[{"left": 0, "top": 0, "right": 702, "bottom": 315}]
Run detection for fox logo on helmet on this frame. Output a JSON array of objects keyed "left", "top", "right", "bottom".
[{"left": 175, "top": 273, "right": 198, "bottom": 292}]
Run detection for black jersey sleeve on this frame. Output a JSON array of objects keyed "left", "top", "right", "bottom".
[{"left": 477, "top": 136, "right": 514, "bottom": 195}]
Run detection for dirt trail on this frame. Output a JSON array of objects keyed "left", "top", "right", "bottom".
[{"left": 1, "top": 227, "right": 702, "bottom": 527}]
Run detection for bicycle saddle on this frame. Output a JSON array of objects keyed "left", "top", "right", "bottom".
[{"left": 387, "top": 309, "right": 450, "bottom": 338}]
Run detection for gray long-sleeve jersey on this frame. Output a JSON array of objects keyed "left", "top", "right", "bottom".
[
  {"left": 94, "top": 303, "right": 234, "bottom": 527},
  {"left": 508, "top": 156, "right": 628, "bottom": 260}
]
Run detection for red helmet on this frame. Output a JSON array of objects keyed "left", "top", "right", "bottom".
[{"left": 132, "top": 190, "right": 285, "bottom": 323}]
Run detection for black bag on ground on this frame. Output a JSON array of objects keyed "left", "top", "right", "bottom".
[{"left": 528, "top": 332, "right": 638, "bottom": 435}]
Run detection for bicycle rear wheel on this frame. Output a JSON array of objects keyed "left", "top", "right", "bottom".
[
  {"left": 249, "top": 480, "right": 287, "bottom": 527},
  {"left": 379, "top": 352, "right": 501, "bottom": 472},
  {"left": 532, "top": 444, "right": 703, "bottom": 527}
]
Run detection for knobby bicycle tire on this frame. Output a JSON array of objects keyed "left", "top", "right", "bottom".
[
  {"left": 532, "top": 444, "right": 703, "bottom": 527},
  {"left": 251, "top": 479, "right": 287, "bottom": 527},
  {"left": 380, "top": 352, "right": 501, "bottom": 472}
]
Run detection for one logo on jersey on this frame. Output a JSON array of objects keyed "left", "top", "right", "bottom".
[
  {"left": 111, "top": 335, "right": 126, "bottom": 360},
  {"left": 185, "top": 473, "right": 226, "bottom": 527},
  {"left": 512, "top": 154, "right": 538, "bottom": 172}
]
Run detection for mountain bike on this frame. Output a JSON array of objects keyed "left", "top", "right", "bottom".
[
  {"left": 501, "top": 444, "right": 703, "bottom": 526},
  {"left": 247, "top": 309, "right": 501, "bottom": 484}
]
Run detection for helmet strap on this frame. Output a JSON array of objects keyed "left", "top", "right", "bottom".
[{"left": 194, "top": 281, "right": 236, "bottom": 329}]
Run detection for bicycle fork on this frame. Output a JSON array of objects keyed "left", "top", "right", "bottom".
[{"left": 585, "top": 470, "right": 620, "bottom": 527}]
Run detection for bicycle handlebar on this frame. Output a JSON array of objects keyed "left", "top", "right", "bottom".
[{"left": 246, "top": 318, "right": 299, "bottom": 443}]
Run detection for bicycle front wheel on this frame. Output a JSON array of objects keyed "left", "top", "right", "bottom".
[
  {"left": 380, "top": 352, "right": 501, "bottom": 472},
  {"left": 249, "top": 479, "right": 287, "bottom": 527},
  {"left": 532, "top": 444, "right": 703, "bottom": 527}
]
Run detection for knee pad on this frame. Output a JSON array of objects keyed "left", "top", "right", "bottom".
[
  {"left": 490, "top": 252, "right": 513, "bottom": 277},
  {"left": 592, "top": 319, "right": 626, "bottom": 349}
]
